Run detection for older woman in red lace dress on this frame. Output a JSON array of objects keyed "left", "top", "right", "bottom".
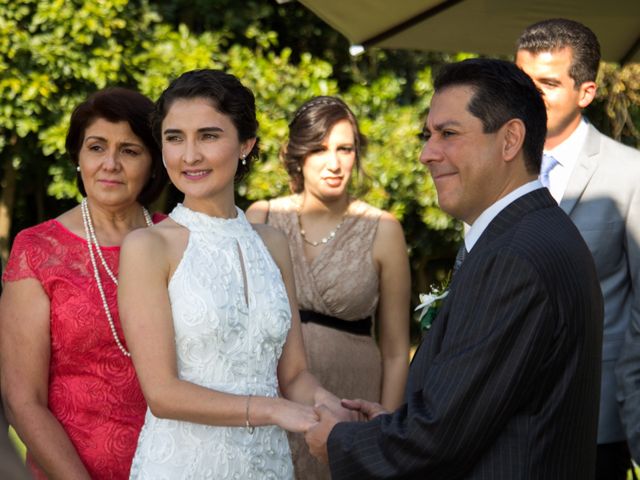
[{"left": 0, "top": 88, "right": 166, "bottom": 479}]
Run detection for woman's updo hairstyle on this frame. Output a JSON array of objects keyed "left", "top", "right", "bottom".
[{"left": 283, "top": 96, "right": 366, "bottom": 193}]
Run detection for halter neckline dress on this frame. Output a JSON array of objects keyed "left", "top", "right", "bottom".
[{"left": 129, "top": 204, "right": 294, "bottom": 479}]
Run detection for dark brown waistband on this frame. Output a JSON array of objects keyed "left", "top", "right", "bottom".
[{"left": 299, "top": 310, "right": 372, "bottom": 336}]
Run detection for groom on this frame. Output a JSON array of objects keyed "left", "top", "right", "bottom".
[{"left": 305, "top": 58, "right": 604, "bottom": 479}]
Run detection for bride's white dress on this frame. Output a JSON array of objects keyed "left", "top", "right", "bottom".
[{"left": 129, "top": 204, "right": 294, "bottom": 479}]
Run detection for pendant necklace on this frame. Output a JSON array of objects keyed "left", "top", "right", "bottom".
[
  {"left": 297, "top": 198, "right": 349, "bottom": 247},
  {"left": 81, "top": 198, "right": 153, "bottom": 357}
]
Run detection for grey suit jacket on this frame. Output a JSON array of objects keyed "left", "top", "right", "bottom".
[
  {"left": 560, "top": 124, "right": 640, "bottom": 446},
  {"left": 579, "top": 125, "right": 640, "bottom": 457},
  {"left": 327, "top": 189, "right": 603, "bottom": 479}
]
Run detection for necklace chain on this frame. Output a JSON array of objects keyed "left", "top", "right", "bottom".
[
  {"left": 81, "top": 198, "right": 153, "bottom": 357},
  {"left": 297, "top": 202, "right": 349, "bottom": 248}
]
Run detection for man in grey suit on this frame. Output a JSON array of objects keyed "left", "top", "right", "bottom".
[
  {"left": 305, "top": 58, "right": 603, "bottom": 479},
  {"left": 516, "top": 19, "right": 640, "bottom": 478}
]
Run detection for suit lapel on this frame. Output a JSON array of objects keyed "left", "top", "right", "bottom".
[
  {"left": 559, "top": 125, "right": 600, "bottom": 216},
  {"left": 470, "top": 188, "right": 558, "bottom": 257},
  {"left": 408, "top": 189, "right": 558, "bottom": 383}
]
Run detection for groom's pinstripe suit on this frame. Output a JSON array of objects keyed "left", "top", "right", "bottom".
[{"left": 327, "top": 188, "right": 603, "bottom": 479}]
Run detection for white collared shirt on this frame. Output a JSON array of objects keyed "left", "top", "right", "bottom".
[
  {"left": 543, "top": 118, "right": 589, "bottom": 203},
  {"left": 464, "top": 180, "right": 543, "bottom": 252}
]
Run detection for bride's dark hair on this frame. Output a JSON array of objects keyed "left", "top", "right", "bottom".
[{"left": 152, "top": 69, "right": 259, "bottom": 180}]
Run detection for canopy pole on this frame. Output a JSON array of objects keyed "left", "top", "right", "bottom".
[
  {"left": 620, "top": 35, "right": 640, "bottom": 65},
  {"left": 362, "top": 0, "right": 465, "bottom": 47}
]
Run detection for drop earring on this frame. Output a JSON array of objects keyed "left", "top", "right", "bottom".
[
  {"left": 241, "top": 154, "right": 247, "bottom": 166},
  {"left": 76, "top": 165, "right": 81, "bottom": 172}
]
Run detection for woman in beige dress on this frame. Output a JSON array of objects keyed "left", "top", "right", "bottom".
[{"left": 247, "top": 96, "right": 410, "bottom": 479}]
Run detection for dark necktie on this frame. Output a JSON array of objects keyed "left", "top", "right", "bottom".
[{"left": 453, "top": 244, "right": 468, "bottom": 274}]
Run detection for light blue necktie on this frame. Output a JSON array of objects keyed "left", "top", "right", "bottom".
[{"left": 540, "top": 153, "right": 559, "bottom": 189}]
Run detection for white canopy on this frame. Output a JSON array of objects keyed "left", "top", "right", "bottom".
[{"left": 296, "top": 0, "right": 640, "bottom": 64}]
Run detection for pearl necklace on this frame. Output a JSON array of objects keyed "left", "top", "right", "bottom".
[
  {"left": 297, "top": 206, "right": 349, "bottom": 248},
  {"left": 81, "top": 198, "right": 153, "bottom": 357}
]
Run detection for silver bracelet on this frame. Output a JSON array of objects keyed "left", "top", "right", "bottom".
[{"left": 245, "top": 394, "right": 255, "bottom": 434}]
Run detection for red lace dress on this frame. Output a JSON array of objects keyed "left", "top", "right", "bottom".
[{"left": 3, "top": 215, "right": 163, "bottom": 480}]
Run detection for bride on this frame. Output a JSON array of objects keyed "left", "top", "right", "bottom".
[{"left": 118, "top": 69, "right": 346, "bottom": 479}]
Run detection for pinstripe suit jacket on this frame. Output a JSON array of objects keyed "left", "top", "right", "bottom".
[{"left": 327, "top": 188, "right": 603, "bottom": 479}]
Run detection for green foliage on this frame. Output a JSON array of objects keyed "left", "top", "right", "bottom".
[
  {"left": 343, "top": 69, "right": 459, "bottom": 259},
  {"left": 129, "top": 24, "right": 227, "bottom": 100},
  {"left": 0, "top": 0, "right": 459, "bottom": 339},
  {"left": 238, "top": 46, "right": 339, "bottom": 200},
  {"left": 591, "top": 62, "right": 640, "bottom": 147},
  {"left": 0, "top": 0, "right": 164, "bottom": 231},
  {"left": 3, "top": 0, "right": 638, "bottom": 339}
]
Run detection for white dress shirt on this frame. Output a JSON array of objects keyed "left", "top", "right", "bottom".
[
  {"left": 543, "top": 118, "right": 589, "bottom": 203},
  {"left": 464, "top": 180, "right": 543, "bottom": 252}
]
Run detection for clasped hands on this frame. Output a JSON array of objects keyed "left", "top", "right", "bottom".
[{"left": 304, "top": 398, "right": 389, "bottom": 464}]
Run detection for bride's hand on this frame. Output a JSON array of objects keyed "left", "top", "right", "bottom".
[{"left": 271, "top": 399, "right": 319, "bottom": 433}]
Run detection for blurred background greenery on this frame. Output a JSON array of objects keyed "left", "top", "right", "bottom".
[{"left": 1, "top": 0, "right": 639, "bottom": 343}]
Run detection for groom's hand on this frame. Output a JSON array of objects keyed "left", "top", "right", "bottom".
[
  {"left": 304, "top": 405, "right": 339, "bottom": 464},
  {"left": 341, "top": 398, "right": 389, "bottom": 421}
]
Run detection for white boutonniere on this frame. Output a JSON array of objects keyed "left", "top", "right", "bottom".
[{"left": 415, "top": 273, "right": 451, "bottom": 331}]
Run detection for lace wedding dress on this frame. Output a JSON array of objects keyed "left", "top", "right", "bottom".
[{"left": 129, "top": 204, "right": 294, "bottom": 479}]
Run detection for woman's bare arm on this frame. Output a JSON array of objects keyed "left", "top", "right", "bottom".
[
  {"left": 373, "top": 212, "right": 411, "bottom": 410},
  {"left": 118, "top": 226, "right": 318, "bottom": 433},
  {"left": 0, "top": 279, "right": 90, "bottom": 479}
]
